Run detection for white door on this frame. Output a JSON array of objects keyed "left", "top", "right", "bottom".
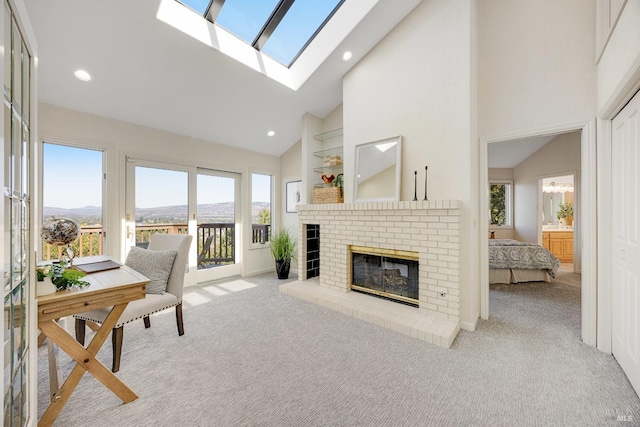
[{"left": 612, "top": 89, "right": 640, "bottom": 396}]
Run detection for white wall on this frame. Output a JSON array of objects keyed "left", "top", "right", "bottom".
[
  {"left": 280, "top": 139, "right": 301, "bottom": 273},
  {"left": 478, "top": 0, "right": 596, "bottom": 138},
  {"left": 343, "top": 0, "right": 476, "bottom": 327},
  {"left": 512, "top": 132, "right": 581, "bottom": 244},
  {"left": 38, "top": 103, "right": 280, "bottom": 284}
]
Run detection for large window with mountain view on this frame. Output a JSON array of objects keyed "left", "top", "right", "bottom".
[
  {"left": 42, "top": 143, "right": 104, "bottom": 259},
  {"left": 252, "top": 173, "right": 272, "bottom": 244}
]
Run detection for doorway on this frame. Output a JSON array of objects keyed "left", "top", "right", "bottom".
[
  {"left": 540, "top": 174, "right": 575, "bottom": 272},
  {"left": 480, "top": 123, "right": 596, "bottom": 347}
]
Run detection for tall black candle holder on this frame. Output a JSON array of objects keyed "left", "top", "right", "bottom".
[
  {"left": 413, "top": 171, "right": 418, "bottom": 201},
  {"left": 423, "top": 166, "right": 429, "bottom": 201}
]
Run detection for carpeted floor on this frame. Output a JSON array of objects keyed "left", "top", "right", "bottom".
[{"left": 37, "top": 271, "right": 640, "bottom": 426}]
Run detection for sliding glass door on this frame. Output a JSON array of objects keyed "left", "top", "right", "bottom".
[
  {"left": 196, "top": 169, "right": 241, "bottom": 281},
  {"left": 125, "top": 159, "right": 241, "bottom": 284}
]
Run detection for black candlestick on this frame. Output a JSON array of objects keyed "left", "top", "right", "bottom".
[
  {"left": 423, "top": 166, "right": 429, "bottom": 201},
  {"left": 413, "top": 171, "right": 418, "bottom": 201}
]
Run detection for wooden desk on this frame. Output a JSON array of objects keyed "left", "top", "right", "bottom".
[{"left": 37, "top": 263, "right": 149, "bottom": 427}]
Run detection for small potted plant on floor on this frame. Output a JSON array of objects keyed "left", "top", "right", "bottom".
[{"left": 270, "top": 228, "right": 297, "bottom": 279}]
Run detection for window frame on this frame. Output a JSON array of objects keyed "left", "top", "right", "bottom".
[{"left": 489, "top": 180, "right": 513, "bottom": 229}]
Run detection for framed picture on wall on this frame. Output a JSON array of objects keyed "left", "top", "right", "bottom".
[{"left": 286, "top": 180, "right": 302, "bottom": 213}]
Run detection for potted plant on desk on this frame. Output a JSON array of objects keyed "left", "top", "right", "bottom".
[{"left": 270, "top": 228, "right": 297, "bottom": 279}]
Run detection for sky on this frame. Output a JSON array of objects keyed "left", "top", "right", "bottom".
[
  {"left": 43, "top": 143, "right": 272, "bottom": 209},
  {"left": 181, "top": 0, "right": 342, "bottom": 65}
]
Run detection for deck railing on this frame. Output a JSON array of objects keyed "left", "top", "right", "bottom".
[{"left": 42, "top": 222, "right": 271, "bottom": 268}]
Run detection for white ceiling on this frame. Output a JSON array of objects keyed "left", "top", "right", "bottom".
[
  {"left": 487, "top": 135, "right": 556, "bottom": 168},
  {"left": 24, "top": 0, "right": 421, "bottom": 157}
]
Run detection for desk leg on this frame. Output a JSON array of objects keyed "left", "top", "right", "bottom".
[{"left": 38, "top": 303, "right": 138, "bottom": 427}]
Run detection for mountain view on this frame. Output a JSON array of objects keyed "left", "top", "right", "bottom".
[{"left": 43, "top": 202, "right": 271, "bottom": 226}]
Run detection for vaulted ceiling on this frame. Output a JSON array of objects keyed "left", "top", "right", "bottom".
[{"left": 24, "top": 0, "right": 421, "bottom": 156}]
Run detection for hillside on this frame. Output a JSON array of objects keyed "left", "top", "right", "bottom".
[{"left": 43, "top": 202, "right": 271, "bottom": 225}]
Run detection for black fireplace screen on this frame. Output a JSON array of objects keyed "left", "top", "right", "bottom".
[{"left": 352, "top": 253, "right": 418, "bottom": 301}]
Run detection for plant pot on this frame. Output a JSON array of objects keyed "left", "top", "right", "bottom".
[
  {"left": 275, "top": 259, "right": 291, "bottom": 280},
  {"left": 37, "top": 277, "right": 57, "bottom": 296}
]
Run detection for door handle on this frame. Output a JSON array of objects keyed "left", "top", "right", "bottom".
[{"left": 126, "top": 226, "right": 133, "bottom": 239}]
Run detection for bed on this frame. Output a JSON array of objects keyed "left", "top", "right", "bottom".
[{"left": 489, "top": 239, "right": 561, "bottom": 284}]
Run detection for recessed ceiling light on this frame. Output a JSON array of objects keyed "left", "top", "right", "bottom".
[
  {"left": 267, "top": 130, "right": 275, "bottom": 137},
  {"left": 74, "top": 69, "right": 93, "bottom": 82},
  {"left": 342, "top": 51, "right": 353, "bottom": 61}
]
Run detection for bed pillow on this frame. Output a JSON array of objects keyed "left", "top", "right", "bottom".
[{"left": 125, "top": 246, "right": 177, "bottom": 295}]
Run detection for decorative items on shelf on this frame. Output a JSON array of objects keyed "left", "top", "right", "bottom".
[
  {"left": 321, "top": 174, "right": 335, "bottom": 184},
  {"left": 323, "top": 154, "right": 342, "bottom": 167},
  {"left": 41, "top": 216, "right": 81, "bottom": 265}
]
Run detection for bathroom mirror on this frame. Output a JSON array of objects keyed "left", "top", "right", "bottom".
[{"left": 354, "top": 136, "right": 402, "bottom": 201}]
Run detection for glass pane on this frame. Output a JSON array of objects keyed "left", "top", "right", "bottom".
[
  {"left": 21, "top": 123, "right": 28, "bottom": 197},
  {"left": 4, "top": 100, "right": 10, "bottom": 190},
  {"left": 42, "top": 143, "right": 104, "bottom": 259},
  {"left": 134, "top": 166, "right": 188, "bottom": 247},
  {"left": 251, "top": 173, "right": 271, "bottom": 243},
  {"left": 11, "top": 284, "right": 22, "bottom": 374},
  {"left": 11, "top": 20, "right": 21, "bottom": 114},
  {"left": 21, "top": 42, "right": 29, "bottom": 125},
  {"left": 11, "top": 361, "right": 22, "bottom": 425},
  {"left": 11, "top": 198, "right": 21, "bottom": 282},
  {"left": 216, "top": 0, "right": 280, "bottom": 45},
  {"left": 11, "top": 109, "right": 20, "bottom": 196},
  {"left": 197, "top": 173, "right": 236, "bottom": 268},
  {"left": 3, "top": 294, "right": 11, "bottom": 377},
  {"left": 489, "top": 184, "right": 506, "bottom": 226},
  {"left": 261, "top": 0, "right": 342, "bottom": 66},
  {"left": 4, "top": 3, "right": 11, "bottom": 99},
  {"left": 177, "top": 0, "right": 211, "bottom": 15},
  {"left": 3, "top": 198, "right": 10, "bottom": 293}
]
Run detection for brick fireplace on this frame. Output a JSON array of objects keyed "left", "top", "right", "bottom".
[{"left": 280, "top": 200, "right": 462, "bottom": 348}]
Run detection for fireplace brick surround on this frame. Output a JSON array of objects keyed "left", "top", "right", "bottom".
[{"left": 279, "top": 200, "right": 462, "bottom": 348}]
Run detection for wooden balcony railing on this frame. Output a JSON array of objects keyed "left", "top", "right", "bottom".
[{"left": 42, "top": 222, "right": 271, "bottom": 269}]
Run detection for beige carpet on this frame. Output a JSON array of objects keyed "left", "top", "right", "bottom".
[{"left": 37, "top": 272, "right": 639, "bottom": 426}]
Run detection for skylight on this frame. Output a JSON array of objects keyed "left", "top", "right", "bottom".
[{"left": 176, "top": 0, "right": 344, "bottom": 67}]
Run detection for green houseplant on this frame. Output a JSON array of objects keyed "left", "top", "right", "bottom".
[
  {"left": 556, "top": 202, "right": 574, "bottom": 226},
  {"left": 270, "top": 228, "right": 297, "bottom": 279}
]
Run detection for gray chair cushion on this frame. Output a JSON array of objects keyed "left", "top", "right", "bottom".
[{"left": 125, "top": 246, "right": 177, "bottom": 294}]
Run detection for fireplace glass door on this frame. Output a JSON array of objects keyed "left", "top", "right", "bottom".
[{"left": 352, "top": 253, "right": 418, "bottom": 304}]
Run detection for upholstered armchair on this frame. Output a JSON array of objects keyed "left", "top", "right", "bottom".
[{"left": 74, "top": 233, "right": 193, "bottom": 372}]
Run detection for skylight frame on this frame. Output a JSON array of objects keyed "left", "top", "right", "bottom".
[{"left": 176, "top": 0, "right": 345, "bottom": 68}]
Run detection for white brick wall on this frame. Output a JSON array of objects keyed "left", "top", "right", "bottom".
[{"left": 297, "top": 200, "right": 462, "bottom": 322}]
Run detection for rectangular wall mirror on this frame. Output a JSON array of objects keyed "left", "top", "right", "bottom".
[{"left": 354, "top": 136, "right": 402, "bottom": 202}]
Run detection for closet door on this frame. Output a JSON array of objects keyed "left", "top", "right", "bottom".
[{"left": 611, "top": 89, "right": 640, "bottom": 396}]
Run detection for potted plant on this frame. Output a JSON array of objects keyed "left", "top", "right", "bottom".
[
  {"left": 556, "top": 202, "right": 574, "bottom": 227},
  {"left": 270, "top": 228, "right": 297, "bottom": 279}
]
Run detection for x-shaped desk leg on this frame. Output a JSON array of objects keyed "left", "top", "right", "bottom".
[{"left": 38, "top": 303, "right": 138, "bottom": 427}]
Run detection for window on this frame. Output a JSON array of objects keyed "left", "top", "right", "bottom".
[
  {"left": 252, "top": 173, "right": 271, "bottom": 243},
  {"left": 42, "top": 143, "right": 104, "bottom": 259},
  {"left": 177, "top": 0, "right": 344, "bottom": 67},
  {"left": 490, "top": 181, "right": 513, "bottom": 227}
]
